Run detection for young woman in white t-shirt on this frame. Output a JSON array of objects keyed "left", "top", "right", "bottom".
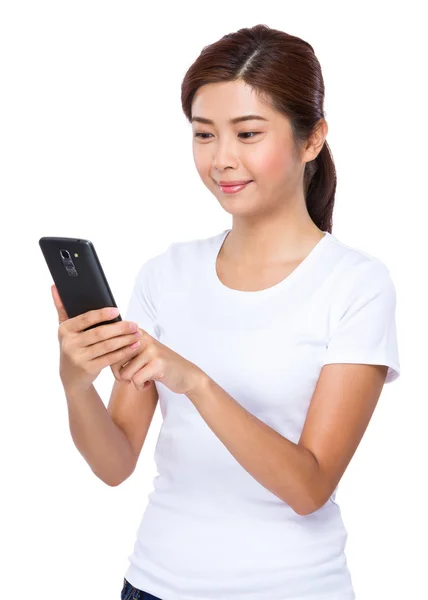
[{"left": 53, "top": 24, "right": 400, "bottom": 600}]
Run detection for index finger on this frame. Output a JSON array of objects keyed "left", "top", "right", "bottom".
[{"left": 67, "top": 306, "right": 120, "bottom": 334}]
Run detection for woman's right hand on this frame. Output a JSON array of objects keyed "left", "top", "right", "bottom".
[{"left": 51, "top": 285, "right": 142, "bottom": 394}]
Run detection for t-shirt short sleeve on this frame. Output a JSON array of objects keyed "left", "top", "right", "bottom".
[
  {"left": 124, "top": 257, "right": 159, "bottom": 340},
  {"left": 321, "top": 260, "right": 400, "bottom": 384}
]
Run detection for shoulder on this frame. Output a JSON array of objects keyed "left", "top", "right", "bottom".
[
  {"left": 135, "top": 229, "right": 225, "bottom": 286},
  {"left": 153, "top": 229, "right": 226, "bottom": 274},
  {"left": 327, "top": 232, "right": 396, "bottom": 291},
  {"left": 323, "top": 234, "right": 398, "bottom": 327},
  {"left": 165, "top": 229, "right": 225, "bottom": 258}
]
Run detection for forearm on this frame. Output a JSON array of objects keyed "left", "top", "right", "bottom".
[
  {"left": 65, "top": 384, "right": 136, "bottom": 487},
  {"left": 187, "top": 375, "right": 324, "bottom": 516}
]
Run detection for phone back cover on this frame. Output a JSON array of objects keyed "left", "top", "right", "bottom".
[{"left": 39, "top": 236, "right": 122, "bottom": 330}]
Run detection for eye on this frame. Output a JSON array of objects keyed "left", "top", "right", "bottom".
[
  {"left": 238, "top": 132, "right": 260, "bottom": 139},
  {"left": 194, "top": 132, "right": 261, "bottom": 140}
]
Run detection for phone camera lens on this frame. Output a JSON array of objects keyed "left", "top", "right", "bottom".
[{"left": 61, "top": 249, "right": 70, "bottom": 259}]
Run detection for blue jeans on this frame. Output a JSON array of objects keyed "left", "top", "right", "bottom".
[{"left": 121, "top": 577, "right": 162, "bottom": 600}]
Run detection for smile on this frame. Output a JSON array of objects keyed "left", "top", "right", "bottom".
[{"left": 218, "top": 181, "right": 252, "bottom": 194}]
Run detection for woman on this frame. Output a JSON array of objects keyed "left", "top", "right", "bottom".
[{"left": 55, "top": 23, "right": 400, "bottom": 600}]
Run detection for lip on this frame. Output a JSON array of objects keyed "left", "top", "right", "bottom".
[
  {"left": 216, "top": 180, "right": 252, "bottom": 186},
  {"left": 218, "top": 181, "right": 252, "bottom": 194}
]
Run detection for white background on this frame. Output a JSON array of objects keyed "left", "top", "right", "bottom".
[{"left": 1, "top": 2, "right": 425, "bottom": 599}]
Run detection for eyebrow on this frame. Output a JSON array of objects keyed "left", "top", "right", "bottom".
[{"left": 191, "top": 114, "right": 269, "bottom": 125}]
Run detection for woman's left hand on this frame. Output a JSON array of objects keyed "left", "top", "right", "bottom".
[{"left": 111, "top": 328, "right": 205, "bottom": 395}]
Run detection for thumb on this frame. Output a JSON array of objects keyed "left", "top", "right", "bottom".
[{"left": 51, "top": 284, "right": 69, "bottom": 324}]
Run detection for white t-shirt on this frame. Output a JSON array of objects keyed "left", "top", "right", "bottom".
[{"left": 123, "top": 228, "right": 400, "bottom": 600}]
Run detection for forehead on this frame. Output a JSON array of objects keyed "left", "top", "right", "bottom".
[{"left": 191, "top": 80, "right": 274, "bottom": 124}]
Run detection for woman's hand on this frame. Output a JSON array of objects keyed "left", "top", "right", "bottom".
[
  {"left": 112, "top": 328, "right": 206, "bottom": 396},
  {"left": 51, "top": 285, "right": 143, "bottom": 394}
]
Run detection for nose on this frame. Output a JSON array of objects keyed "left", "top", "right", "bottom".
[{"left": 212, "top": 139, "right": 239, "bottom": 172}]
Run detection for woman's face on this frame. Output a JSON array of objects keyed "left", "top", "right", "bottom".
[{"left": 191, "top": 79, "right": 315, "bottom": 218}]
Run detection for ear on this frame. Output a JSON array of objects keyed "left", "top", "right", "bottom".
[{"left": 306, "top": 118, "right": 329, "bottom": 162}]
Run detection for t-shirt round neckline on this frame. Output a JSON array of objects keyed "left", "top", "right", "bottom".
[{"left": 211, "top": 228, "right": 332, "bottom": 297}]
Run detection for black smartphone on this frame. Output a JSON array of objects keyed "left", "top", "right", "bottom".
[{"left": 39, "top": 236, "right": 122, "bottom": 331}]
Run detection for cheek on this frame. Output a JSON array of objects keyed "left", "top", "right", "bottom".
[
  {"left": 255, "top": 146, "right": 293, "bottom": 180},
  {"left": 192, "top": 145, "right": 209, "bottom": 177},
  {"left": 192, "top": 144, "right": 199, "bottom": 166}
]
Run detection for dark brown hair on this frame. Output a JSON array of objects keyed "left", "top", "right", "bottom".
[{"left": 181, "top": 24, "right": 336, "bottom": 233}]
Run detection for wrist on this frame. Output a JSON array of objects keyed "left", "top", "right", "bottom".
[
  {"left": 62, "top": 380, "right": 94, "bottom": 400},
  {"left": 186, "top": 367, "right": 211, "bottom": 399}
]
